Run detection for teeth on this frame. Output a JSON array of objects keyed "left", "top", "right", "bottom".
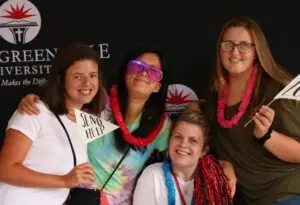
[
  {"left": 230, "top": 58, "right": 240, "bottom": 62},
  {"left": 176, "top": 150, "right": 189, "bottom": 155},
  {"left": 79, "top": 90, "right": 91, "bottom": 95}
]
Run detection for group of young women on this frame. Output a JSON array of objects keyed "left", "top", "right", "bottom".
[{"left": 0, "top": 16, "right": 299, "bottom": 205}]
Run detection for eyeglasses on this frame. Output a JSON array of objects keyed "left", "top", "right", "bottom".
[
  {"left": 127, "top": 59, "right": 163, "bottom": 82},
  {"left": 220, "top": 40, "right": 254, "bottom": 53}
]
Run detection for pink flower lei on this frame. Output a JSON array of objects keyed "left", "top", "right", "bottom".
[{"left": 217, "top": 65, "right": 258, "bottom": 128}]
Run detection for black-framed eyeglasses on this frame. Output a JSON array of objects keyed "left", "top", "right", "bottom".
[{"left": 220, "top": 40, "right": 254, "bottom": 53}]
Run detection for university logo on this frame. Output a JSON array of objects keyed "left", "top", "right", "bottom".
[
  {"left": 166, "top": 84, "right": 199, "bottom": 120},
  {"left": 0, "top": 0, "right": 41, "bottom": 44}
]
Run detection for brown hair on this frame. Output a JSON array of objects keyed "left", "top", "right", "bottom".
[
  {"left": 211, "top": 16, "right": 294, "bottom": 112},
  {"left": 171, "top": 109, "right": 210, "bottom": 148},
  {"left": 41, "top": 42, "right": 106, "bottom": 115}
]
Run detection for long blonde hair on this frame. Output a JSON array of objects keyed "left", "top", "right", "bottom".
[{"left": 211, "top": 16, "right": 294, "bottom": 112}]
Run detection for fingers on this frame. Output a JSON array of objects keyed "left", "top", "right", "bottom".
[
  {"left": 77, "top": 162, "right": 94, "bottom": 170},
  {"left": 253, "top": 113, "right": 269, "bottom": 127},
  {"left": 77, "top": 172, "right": 95, "bottom": 184},
  {"left": 18, "top": 95, "right": 41, "bottom": 115},
  {"left": 259, "top": 105, "right": 275, "bottom": 122},
  {"left": 253, "top": 105, "right": 275, "bottom": 138},
  {"left": 253, "top": 106, "right": 275, "bottom": 128},
  {"left": 18, "top": 104, "right": 25, "bottom": 115},
  {"left": 230, "top": 182, "right": 236, "bottom": 198},
  {"left": 75, "top": 163, "right": 95, "bottom": 184},
  {"left": 19, "top": 103, "right": 39, "bottom": 115},
  {"left": 253, "top": 115, "right": 265, "bottom": 131}
]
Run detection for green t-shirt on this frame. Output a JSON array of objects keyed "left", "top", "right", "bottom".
[{"left": 206, "top": 93, "right": 300, "bottom": 205}]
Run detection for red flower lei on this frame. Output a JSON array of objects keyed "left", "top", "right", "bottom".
[
  {"left": 110, "top": 85, "right": 167, "bottom": 147},
  {"left": 217, "top": 65, "right": 258, "bottom": 128}
]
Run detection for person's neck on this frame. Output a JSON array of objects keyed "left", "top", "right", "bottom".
[
  {"left": 227, "top": 69, "right": 252, "bottom": 105},
  {"left": 125, "top": 96, "right": 147, "bottom": 124},
  {"left": 65, "top": 100, "right": 83, "bottom": 122},
  {"left": 172, "top": 164, "right": 196, "bottom": 182}
]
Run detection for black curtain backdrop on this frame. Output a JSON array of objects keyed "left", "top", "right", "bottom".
[{"left": 0, "top": 0, "right": 299, "bottom": 148}]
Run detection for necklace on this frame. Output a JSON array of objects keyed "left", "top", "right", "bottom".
[
  {"left": 163, "top": 159, "right": 194, "bottom": 205},
  {"left": 217, "top": 66, "right": 258, "bottom": 128},
  {"left": 110, "top": 85, "right": 167, "bottom": 147},
  {"left": 172, "top": 171, "right": 188, "bottom": 205}
]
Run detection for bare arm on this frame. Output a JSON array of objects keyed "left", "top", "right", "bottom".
[
  {"left": 219, "top": 160, "right": 237, "bottom": 198},
  {"left": 0, "top": 129, "right": 95, "bottom": 188}
]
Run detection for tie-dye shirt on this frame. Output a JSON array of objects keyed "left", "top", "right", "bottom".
[{"left": 87, "top": 113, "right": 170, "bottom": 205}]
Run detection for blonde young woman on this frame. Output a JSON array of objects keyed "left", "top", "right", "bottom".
[{"left": 133, "top": 110, "right": 233, "bottom": 205}]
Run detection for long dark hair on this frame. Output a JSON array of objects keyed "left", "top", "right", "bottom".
[
  {"left": 40, "top": 42, "right": 106, "bottom": 115},
  {"left": 113, "top": 45, "right": 168, "bottom": 153}
]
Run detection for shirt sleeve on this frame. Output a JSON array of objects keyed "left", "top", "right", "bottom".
[
  {"left": 6, "top": 109, "right": 41, "bottom": 142},
  {"left": 132, "top": 164, "right": 158, "bottom": 205},
  {"left": 272, "top": 100, "right": 300, "bottom": 141},
  {"left": 154, "top": 117, "right": 171, "bottom": 152}
]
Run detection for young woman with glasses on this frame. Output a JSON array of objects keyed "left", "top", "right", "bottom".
[{"left": 190, "top": 16, "right": 300, "bottom": 205}]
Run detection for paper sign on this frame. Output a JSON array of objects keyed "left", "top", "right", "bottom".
[
  {"left": 274, "top": 74, "right": 300, "bottom": 101},
  {"left": 244, "top": 74, "right": 300, "bottom": 127},
  {"left": 74, "top": 109, "right": 119, "bottom": 144}
]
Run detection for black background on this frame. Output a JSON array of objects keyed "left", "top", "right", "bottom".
[{"left": 1, "top": 0, "right": 299, "bottom": 148}]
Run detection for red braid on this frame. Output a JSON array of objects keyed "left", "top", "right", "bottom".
[{"left": 194, "top": 155, "right": 233, "bottom": 205}]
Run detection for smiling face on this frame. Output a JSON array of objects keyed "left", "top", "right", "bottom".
[
  {"left": 125, "top": 52, "right": 162, "bottom": 98},
  {"left": 168, "top": 121, "right": 206, "bottom": 170},
  {"left": 64, "top": 59, "right": 99, "bottom": 110},
  {"left": 220, "top": 26, "right": 256, "bottom": 76}
]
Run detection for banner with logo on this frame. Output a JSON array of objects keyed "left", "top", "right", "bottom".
[
  {"left": 0, "top": 0, "right": 299, "bottom": 148},
  {"left": 166, "top": 84, "right": 200, "bottom": 121}
]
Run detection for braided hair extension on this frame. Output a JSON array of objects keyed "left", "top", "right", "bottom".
[{"left": 194, "top": 155, "right": 233, "bottom": 205}]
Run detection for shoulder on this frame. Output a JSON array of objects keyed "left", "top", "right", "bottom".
[
  {"left": 272, "top": 99, "right": 300, "bottom": 136},
  {"left": 36, "top": 101, "right": 52, "bottom": 114},
  {"left": 145, "top": 162, "right": 163, "bottom": 171},
  {"left": 140, "top": 162, "right": 163, "bottom": 178},
  {"left": 6, "top": 102, "right": 50, "bottom": 141},
  {"left": 273, "top": 99, "right": 299, "bottom": 116},
  {"left": 277, "top": 99, "right": 300, "bottom": 114},
  {"left": 8, "top": 102, "right": 48, "bottom": 124}
]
